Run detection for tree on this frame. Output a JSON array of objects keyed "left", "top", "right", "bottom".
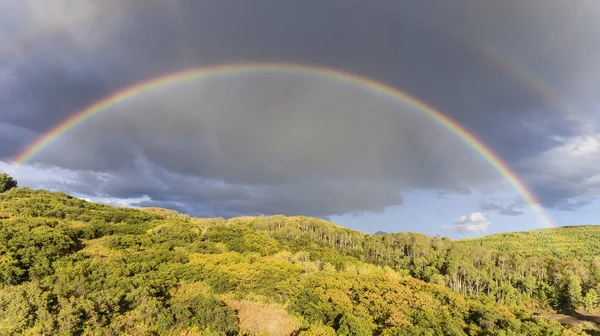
[
  {"left": 298, "top": 324, "right": 336, "bottom": 336},
  {"left": 0, "top": 173, "right": 17, "bottom": 192},
  {"left": 336, "top": 312, "right": 374, "bottom": 336},
  {"left": 583, "top": 289, "right": 599, "bottom": 312},
  {"left": 566, "top": 276, "right": 583, "bottom": 311}
]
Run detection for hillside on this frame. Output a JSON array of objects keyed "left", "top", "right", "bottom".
[
  {"left": 0, "top": 187, "right": 598, "bottom": 335},
  {"left": 458, "top": 226, "right": 600, "bottom": 259}
]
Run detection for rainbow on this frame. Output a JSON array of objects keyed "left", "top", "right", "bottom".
[
  {"left": 478, "top": 42, "right": 587, "bottom": 132},
  {"left": 427, "top": 20, "right": 585, "bottom": 134},
  {"left": 11, "top": 63, "right": 554, "bottom": 227}
]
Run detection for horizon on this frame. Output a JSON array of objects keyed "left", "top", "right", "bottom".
[{"left": 5, "top": 183, "right": 600, "bottom": 240}]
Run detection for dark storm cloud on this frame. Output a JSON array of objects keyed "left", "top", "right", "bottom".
[
  {"left": 3, "top": 0, "right": 585, "bottom": 144},
  {"left": 11, "top": 155, "right": 404, "bottom": 218},
  {"left": 1, "top": 0, "right": 599, "bottom": 215},
  {"left": 16, "top": 74, "right": 495, "bottom": 216},
  {"left": 0, "top": 123, "right": 37, "bottom": 159},
  {"left": 1, "top": 57, "right": 113, "bottom": 132},
  {"left": 411, "top": 0, "right": 600, "bottom": 96},
  {"left": 132, "top": 181, "right": 405, "bottom": 219}
]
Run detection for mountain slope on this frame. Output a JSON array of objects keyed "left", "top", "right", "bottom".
[
  {"left": 0, "top": 187, "right": 596, "bottom": 335},
  {"left": 457, "top": 226, "right": 600, "bottom": 259}
]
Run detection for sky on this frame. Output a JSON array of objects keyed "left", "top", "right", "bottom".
[{"left": 1, "top": 0, "right": 600, "bottom": 238}]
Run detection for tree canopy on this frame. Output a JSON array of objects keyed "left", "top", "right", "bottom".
[
  {"left": 0, "top": 187, "right": 597, "bottom": 335},
  {"left": 0, "top": 173, "right": 17, "bottom": 193}
]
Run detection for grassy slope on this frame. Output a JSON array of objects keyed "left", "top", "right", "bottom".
[{"left": 458, "top": 225, "right": 600, "bottom": 259}]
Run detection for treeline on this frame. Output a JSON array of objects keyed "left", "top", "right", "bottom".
[
  {"left": 0, "top": 187, "right": 597, "bottom": 335},
  {"left": 459, "top": 226, "right": 600, "bottom": 259}
]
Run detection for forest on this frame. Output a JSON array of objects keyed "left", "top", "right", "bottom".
[
  {"left": 459, "top": 226, "right": 600, "bottom": 259},
  {"left": 0, "top": 175, "right": 599, "bottom": 335}
]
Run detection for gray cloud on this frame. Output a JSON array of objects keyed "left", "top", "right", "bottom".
[
  {"left": 436, "top": 187, "right": 472, "bottom": 199},
  {"left": 1, "top": 59, "right": 114, "bottom": 133},
  {"left": 479, "top": 199, "right": 525, "bottom": 216},
  {"left": 0, "top": 123, "right": 37, "bottom": 159},
  {"left": 11, "top": 74, "right": 497, "bottom": 217}
]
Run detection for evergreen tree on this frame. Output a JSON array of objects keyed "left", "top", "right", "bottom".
[{"left": 0, "top": 173, "right": 17, "bottom": 193}]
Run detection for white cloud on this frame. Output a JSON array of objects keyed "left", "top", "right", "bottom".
[
  {"left": 539, "top": 135, "right": 600, "bottom": 174},
  {"left": 442, "top": 212, "right": 490, "bottom": 233},
  {"left": 520, "top": 134, "right": 600, "bottom": 209}
]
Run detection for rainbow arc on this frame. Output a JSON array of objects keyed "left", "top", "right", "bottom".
[{"left": 11, "top": 63, "right": 554, "bottom": 228}]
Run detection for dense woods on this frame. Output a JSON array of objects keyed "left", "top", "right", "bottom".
[
  {"left": 459, "top": 226, "right": 600, "bottom": 259},
  {"left": 0, "top": 182, "right": 599, "bottom": 335}
]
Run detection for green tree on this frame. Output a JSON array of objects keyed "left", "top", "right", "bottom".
[
  {"left": 0, "top": 173, "right": 17, "bottom": 192},
  {"left": 0, "top": 186, "right": 595, "bottom": 334},
  {"left": 336, "top": 312, "right": 374, "bottom": 336},
  {"left": 566, "top": 276, "right": 583, "bottom": 311},
  {"left": 298, "top": 324, "right": 336, "bottom": 336},
  {"left": 583, "top": 289, "right": 599, "bottom": 312}
]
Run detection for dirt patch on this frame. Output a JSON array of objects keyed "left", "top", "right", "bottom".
[
  {"left": 543, "top": 313, "right": 600, "bottom": 334},
  {"left": 543, "top": 314, "right": 586, "bottom": 326},
  {"left": 223, "top": 298, "right": 302, "bottom": 336}
]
